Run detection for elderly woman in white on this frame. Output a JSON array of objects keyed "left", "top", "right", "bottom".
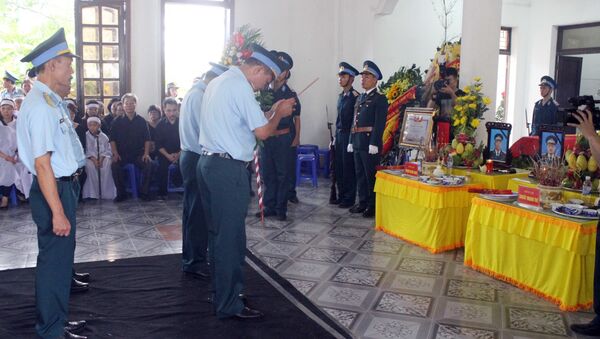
[
  {"left": 82, "top": 117, "right": 117, "bottom": 199},
  {"left": 0, "top": 98, "right": 33, "bottom": 207}
]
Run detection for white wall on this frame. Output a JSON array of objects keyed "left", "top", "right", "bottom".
[
  {"left": 502, "top": 0, "right": 600, "bottom": 140},
  {"left": 579, "top": 54, "right": 600, "bottom": 96},
  {"left": 130, "top": 0, "right": 163, "bottom": 117}
]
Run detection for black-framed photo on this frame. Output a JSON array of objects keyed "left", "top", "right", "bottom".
[
  {"left": 399, "top": 107, "right": 435, "bottom": 149},
  {"left": 538, "top": 125, "right": 565, "bottom": 160},
  {"left": 486, "top": 122, "right": 512, "bottom": 163}
]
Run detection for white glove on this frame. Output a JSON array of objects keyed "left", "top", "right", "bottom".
[
  {"left": 347, "top": 144, "right": 354, "bottom": 153},
  {"left": 368, "top": 145, "right": 378, "bottom": 154}
]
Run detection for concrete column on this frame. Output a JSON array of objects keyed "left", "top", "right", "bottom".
[{"left": 460, "top": 0, "right": 502, "bottom": 142}]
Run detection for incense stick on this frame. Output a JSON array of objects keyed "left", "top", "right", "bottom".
[{"left": 297, "top": 77, "right": 319, "bottom": 97}]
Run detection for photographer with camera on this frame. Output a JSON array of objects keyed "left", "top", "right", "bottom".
[
  {"left": 530, "top": 76, "right": 559, "bottom": 136},
  {"left": 427, "top": 67, "right": 465, "bottom": 111},
  {"left": 568, "top": 108, "right": 600, "bottom": 336}
]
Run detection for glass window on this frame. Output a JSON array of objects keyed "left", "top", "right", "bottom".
[
  {"left": 84, "top": 80, "right": 101, "bottom": 96},
  {"left": 561, "top": 25, "right": 600, "bottom": 50},
  {"left": 83, "top": 63, "right": 100, "bottom": 78},
  {"left": 82, "top": 27, "right": 99, "bottom": 43},
  {"left": 81, "top": 6, "right": 99, "bottom": 25},
  {"left": 103, "top": 81, "right": 120, "bottom": 96},
  {"left": 103, "top": 63, "right": 119, "bottom": 79},
  {"left": 102, "top": 27, "right": 119, "bottom": 43},
  {"left": 102, "top": 7, "right": 119, "bottom": 25},
  {"left": 83, "top": 45, "right": 99, "bottom": 61},
  {"left": 102, "top": 45, "right": 119, "bottom": 61}
]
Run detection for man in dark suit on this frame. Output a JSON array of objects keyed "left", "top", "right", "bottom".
[
  {"left": 347, "top": 60, "right": 388, "bottom": 218},
  {"left": 489, "top": 133, "right": 506, "bottom": 161}
]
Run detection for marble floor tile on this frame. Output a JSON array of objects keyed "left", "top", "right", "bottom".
[
  {"left": 315, "top": 236, "right": 358, "bottom": 249},
  {"left": 322, "top": 307, "right": 360, "bottom": 329},
  {"left": 386, "top": 273, "right": 439, "bottom": 294},
  {"left": 281, "top": 261, "right": 333, "bottom": 280},
  {"left": 438, "top": 299, "right": 496, "bottom": 325},
  {"left": 315, "top": 284, "right": 374, "bottom": 308},
  {"left": 445, "top": 279, "right": 497, "bottom": 302},
  {"left": 506, "top": 307, "right": 569, "bottom": 336},
  {"left": 271, "top": 231, "right": 317, "bottom": 244},
  {"left": 287, "top": 221, "right": 333, "bottom": 234},
  {"left": 374, "top": 292, "right": 433, "bottom": 318},
  {"left": 258, "top": 255, "right": 287, "bottom": 270},
  {"left": 253, "top": 242, "right": 300, "bottom": 257},
  {"left": 397, "top": 257, "right": 445, "bottom": 276},
  {"left": 77, "top": 231, "right": 126, "bottom": 246},
  {"left": 359, "top": 240, "right": 403, "bottom": 254},
  {"left": 433, "top": 323, "right": 497, "bottom": 339},
  {"left": 299, "top": 247, "right": 347, "bottom": 263},
  {"left": 331, "top": 267, "right": 384, "bottom": 287},
  {"left": 288, "top": 278, "right": 318, "bottom": 295},
  {"left": 345, "top": 253, "right": 395, "bottom": 270},
  {"left": 328, "top": 225, "right": 370, "bottom": 238},
  {"left": 360, "top": 315, "right": 425, "bottom": 339}
]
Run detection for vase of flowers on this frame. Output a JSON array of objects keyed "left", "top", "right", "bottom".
[{"left": 221, "top": 24, "right": 263, "bottom": 66}]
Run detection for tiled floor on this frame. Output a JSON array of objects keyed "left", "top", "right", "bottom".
[{"left": 0, "top": 179, "right": 597, "bottom": 338}]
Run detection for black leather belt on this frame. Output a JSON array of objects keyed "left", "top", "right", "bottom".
[
  {"left": 57, "top": 167, "right": 84, "bottom": 182},
  {"left": 201, "top": 151, "right": 250, "bottom": 165}
]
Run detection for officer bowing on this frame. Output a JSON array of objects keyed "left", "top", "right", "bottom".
[
  {"left": 18, "top": 28, "right": 89, "bottom": 338},
  {"left": 347, "top": 60, "right": 388, "bottom": 218}
]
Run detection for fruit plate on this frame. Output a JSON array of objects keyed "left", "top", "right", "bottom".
[
  {"left": 551, "top": 204, "right": 599, "bottom": 220},
  {"left": 513, "top": 201, "right": 543, "bottom": 212},
  {"left": 561, "top": 186, "right": 599, "bottom": 194},
  {"left": 479, "top": 193, "right": 518, "bottom": 202}
]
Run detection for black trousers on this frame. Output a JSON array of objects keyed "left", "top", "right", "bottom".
[
  {"left": 335, "top": 131, "right": 356, "bottom": 204},
  {"left": 260, "top": 134, "right": 292, "bottom": 216},
  {"left": 30, "top": 177, "right": 80, "bottom": 338},
  {"left": 179, "top": 150, "right": 207, "bottom": 272},
  {"left": 0, "top": 185, "right": 11, "bottom": 197},
  {"left": 197, "top": 155, "right": 249, "bottom": 318},
  {"left": 157, "top": 156, "right": 178, "bottom": 196},
  {"left": 287, "top": 146, "right": 298, "bottom": 200},
  {"left": 354, "top": 150, "right": 379, "bottom": 209},
  {"left": 111, "top": 156, "right": 152, "bottom": 198}
]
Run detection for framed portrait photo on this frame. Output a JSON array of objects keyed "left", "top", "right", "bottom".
[
  {"left": 486, "top": 122, "right": 512, "bottom": 164},
  {"left": 538, "top": 125, "right": 565, "bottom": 160},
  {"left": 399, "top": 107, "right": 435, "bottom": 149}
]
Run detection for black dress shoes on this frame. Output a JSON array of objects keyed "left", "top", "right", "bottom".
[
  {"left": 60, "top": 329, "right": 87, "bottom": 339},
  {"left": 72, "top": 272, "right": 90, "bottom": 283},
  {"left": 64, "top": 320, "right": 86, "bottom": 333},
  {"left": 571, "top": 322, "right": 600, "bottom": 336},
  {"left": 338, "top": 202, "right": 353, "bottom": 208},
  {"left": 70, "top": 278, "right": 89, "bottom": 293},
  {"left": 234, "top": 306, "right": 263, "bottom": 319},
  {"left": 362, "top": 207, "right": 375, "bottom": 218},
  {"left": 113, "top": 195, "right": 127, "bottom": 203},
  {"left": 288, "top": 196, "right": 299, "bottom": 204},
  {"left": 349, "top": 205, "right": 366, "bottom": 214},
  {"left": 329, "top": 198, "right": 339, "bottom": 205}
]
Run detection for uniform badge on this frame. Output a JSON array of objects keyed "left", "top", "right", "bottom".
[
  {"left": 43, "top": 93, "right": 56, "bottom": 108},
  {"left": 339, "top": 66, "right": 345, "bottom": 73}
]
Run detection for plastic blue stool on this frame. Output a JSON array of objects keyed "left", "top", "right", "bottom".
[
  {"left": 296, "top": 153, "right": 318, "bottom": 187},
  {"left": 167, "top": 163, "right": 184, "bottom": 193},
  {"left": 297, "top": 144, "right": 319, "bottom": 174},
  {"left": 318, "top": 149, "right": 330, "bottom": 178},
  {"left": 123, "top": 163, "right": 139, "bottom": 199}
]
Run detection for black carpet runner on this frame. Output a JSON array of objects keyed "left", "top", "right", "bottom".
[{"left": 0, "top": 252, "right": 351, "bottom": 338}]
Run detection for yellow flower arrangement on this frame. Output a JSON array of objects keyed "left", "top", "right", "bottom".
[{"left": 450, "top": 77, "right": 490, "bottom": 137}]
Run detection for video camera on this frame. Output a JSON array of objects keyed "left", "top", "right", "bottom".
[
  {"left": 433, "top": 63, "right": 451, "bottom": 100},
  {"left": 563, "top": 95, "right": 600, "bottom": 129}
]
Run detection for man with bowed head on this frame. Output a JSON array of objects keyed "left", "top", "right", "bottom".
[{"left": 197, "top": 43, "right": 295, "bottom": 320}]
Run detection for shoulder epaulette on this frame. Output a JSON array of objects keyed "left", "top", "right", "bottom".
[
  {"left": 43, "top": 93, "right": 56, "bottom": 108},
  {"left": 352, "top": 90, "right": 359, "bottom": 97}
]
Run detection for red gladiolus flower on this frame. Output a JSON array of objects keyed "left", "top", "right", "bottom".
[
  {"left": 241, "top": 49, "right": 252, "bottom": 59},
  {"left": 234, "top": 33, "right": 244, "bottom": 48}
]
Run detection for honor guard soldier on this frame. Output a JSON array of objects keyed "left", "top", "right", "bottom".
[
  {"left": 178, "top": 61, "right": 227, "bottom": 279},
  {"left": 530, "top": 75, "right": 559, "bottom": 136},
  {"left": 1, "top": 70, "right": 25, "bottom": 99},
  {"left": 334, "top": 62, "right": 359, "bottom": 208},
  {"left": 347, "top": 60, "right": 388, "bottom": 218},
  {"left": 257, "top": 51, "right": 299, "bottom": 221},
  {"left": 197, "top": 44, "right": 294, "bottom": 320},
  {"left": 17, "top": 28, "right": 89, "bottom": 338}
]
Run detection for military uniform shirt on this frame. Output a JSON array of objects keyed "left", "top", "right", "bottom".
[
  {"left": 199, "top": 66, "right": 267, "bottom": 162},
  {"left": 531, "top": 98, "right": 559, "bottom": 136},
  {"left": 272, "top": 83, "right": 300, "bottom": 138},
  {"left": 1, "top": 87, "right": 25, "bottom": 100},
  {"left": 337, "top": 87, "right": 359, "bottom": 131},
  {"left": 179, "top": 80, "right": 206, "bottom": 154},
  {"left": 16, "top": 81, "right": 85, "bottom": 177}
]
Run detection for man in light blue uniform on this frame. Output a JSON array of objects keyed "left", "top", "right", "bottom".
[
  {"left": 17, "top": 28, "right": 88, "bottom": 339},
  {"left": 178, "top": 62, "right": 227, "bottom": 278},
  {"left": 197, "top": 43, "right": 295, "bottom": 320},
  {"left": 1, "top": 70, "right": 25, "bottom": 99}
]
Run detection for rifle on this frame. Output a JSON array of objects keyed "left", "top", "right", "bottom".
[{"left": 326, "top": 106, "right": 337, "bottom": 204}]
